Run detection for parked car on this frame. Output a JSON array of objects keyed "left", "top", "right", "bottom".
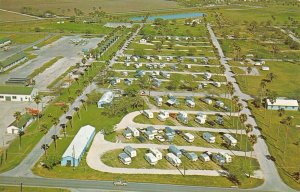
[
  {"left": 155, "top": 135, "right": 165, "bottom": 142},
  {"left": 207, "top": 120, "right": 216, "bottom": 126},
  {"left": 175, "top": 129, "right": 183, "bottom": 135}
]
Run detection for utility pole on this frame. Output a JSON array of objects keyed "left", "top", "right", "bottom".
[{"left": 20, "top": 182, "right": 23, "bottom": 192}]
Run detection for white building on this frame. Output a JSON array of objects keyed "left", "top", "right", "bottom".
[
  {"left": 143, "top": 110, "right": 154, "bottom": 119},
  {"left": 0, "top": 38, "right": 11, "bottom": 48},
  {"left": 97, "top": 91, "right": 114, "bottom": 108},
  {"left": 119, "top": 152, "right": 132, "bottom": 165},
  {"left": 124, "top": 146, "right": 137, "bottom": 158},
  {"left": 126, "top": 126, "right": 140, "bottom": 137},
  {"left": 149, "top": 148, "right": 162, "bottom": 160},
  {"left": 203, "top": 132, "right": 216, "bottom": 143},
  {"left": 6, "top": 125, "right": 19, "bottom": 134},
  {"left": 183, "top": 133, "right": 195, "bottom": 143},
  {"left": 212, "top": 82, "right": 221, "bottom": 88},
  {"left": 266, "top": 98, "right": 299, "bottom": 111},
  {"left": 144, "top": 130, "right": 155, "bottom": 140},
  {"left": 0, "top": 86, "right": 38, "bottom": 102},
  {"left": 144, "top": 153, "right": 158, "bottom": 165},
  {"left": 157, "top": 110, "right": 169, "bottom": 121},
  {"left": 199, "top": 153, "right": 210, "bottom": 162},
  {"left": 204, "top": 98, "right": 213, "bottom": 105},
  {"left": 223, "top": 133, "right": 237, "bottom": 147},
  {"left": 219, "top": 152, "right": 232, "bottom": 163},
  {"left": 195, "top": 116, "right": 206, "bottom": 124},
  {"left": 166, "top": 153, "right": 181, "bottom": 167},
  {"left": 139, "top": 39, "right": 147, "bottom": 44},
  {"left": 186, "top": 100, "right": 195, "bottom": 108}
]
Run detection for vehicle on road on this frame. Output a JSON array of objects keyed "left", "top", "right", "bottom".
[{"left": 113, "top": 179, "right": 128, "bottom": 186}]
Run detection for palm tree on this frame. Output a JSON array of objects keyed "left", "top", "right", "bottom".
[
  {"left": 74, "top": 107, "right": 80, "bottom": 119},
  {"left": 266, "top": 91, "right": 278, "bottom": 140},
  {"left": 239, "top": 113, "right": 247, "bottom": 145},
  {"left": 277, "top": 108, "right": 285, "bottom": 117},
  {"left": 60, "top": 123, "right": 67, "bottom": 137},
  {"left": 13, "top": 111, "right": 22, "bottom": 129},
  {"left": 80, "top": 99, "right": 87, "bottom": 111},
  {"left": 232, "top": 96, "right": 239, "bottom": 134},
  {"left": 259, "top": 80, "right": 266, "bottom": 103},
  {"left": 226, "top": 82, "right": 235, "bottom": 117},
  {"left": 34, "top": 95, "right": 42, "bottom": 129},
  {"left": 248, "top": 134, "right": 257, "bottom": 176},
  {"left": 40, "top": 123, "right": 48, "bottom": 135},
  {"left": 51, "top": 135, "right": 59, "bottom": 153},
  {"left": 245, "top": 124, "right": 253, "bottom": 135},
  {"left": 66, "top": 116, "right": 73, "bottom": 128},
  {"left": 18, "top": 129, "right": 25, "bottom": 150},
  {"left": 283, "top": 116, "right": 294, "bottom": 162},
  {"left": 266, "top": 72, "right": 276, "bottom": 83},
  {"left": 41, "top": 144, "right": 50, "bottom": 158}
]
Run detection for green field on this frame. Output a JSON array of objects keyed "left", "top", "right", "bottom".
[
  {"left": 0, "top": 33, "right": 45, "bottom": 44},
  {"left": 0, "top": 10, "right": 34, "bottom": 22},
  {"left": 236, "top": 61, "right": 300, "bottom": 99},
  {"left": 0, "top": 0, "right": 180, "bottom": 16},
  {"left": 248, "top": 101, "right": 300, "bottom": 190},
  {"left": 0, "top": 186, "right": 69, "bottom": 192}
]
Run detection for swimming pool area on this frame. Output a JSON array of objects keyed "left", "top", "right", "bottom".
[{"left": 131, "top": 12, "right": 205, "bottom": 21}]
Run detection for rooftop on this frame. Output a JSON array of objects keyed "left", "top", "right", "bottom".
[
  {"left": 266, "top": 98, "right": 298, "bottom": 107},
  {"left": 62, "top": 125, "right": 95, "bottom": 159},
  {"left": 0, "top": 86, "right": 34, "bottom": 95}
]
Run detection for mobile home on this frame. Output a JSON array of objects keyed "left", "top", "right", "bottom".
[
  {"left": 223, "top": 134, "right": 237, "bottom": 147},
  {"left": 127, "top": 126, "right": 140, "bottom": 137},
  {"left": 154, "top": 96, "right": 163, "bottom": 106},
  {"left": 166, "top": 153, "right": 182, "bottom": 167},
  {"left": 123, "top": 129, "right": 132, "bottom": 139},
  {"left": 168, "top": 145, "right": 182, "bottom": 158},
  {"left": 144, "top": 153, "right": 158, "bottom": 165},
  {"left": 119, "top": 152, "right": 132, "bottom": 165},
  {"left": 215, "top": 101, "right": 224, "bottom": 108},
  {"left": 183, "top": 133, "right": 195, "bottom": 143},
  {"left": 186, "top": 152, "right": 198, "bottom": 161},
  {"left": 144, "top": 131, "right": 155, "bottom": 140},
  {"left": 149, "top": 148, "right": 162, "bottom": 160},
  {"left": 124, "top": 146, "right": 137, "bottom": 157},
  {"left": 199, "top": 153, "right": 210, "bottom": 162},
  {"left": 143, "top": 110, "right": 154, "bottom": 119},
  {"left": 219, "top": 152, "right": 232, "bottom": 163},
  {"left": 186, "top": 100, "right": 195, "bottom": 108},
  {"left": 195, "top": 116, "right": 206, "bottom": 124},
  {"left": 157, "top": 110, "right": 169, "bottom": 121},
  {"left": 212, "top": 153, "right": 225, "bottom": 165},
  {"left": 203, "top": 132, "right": 216, "bottom": 143}
]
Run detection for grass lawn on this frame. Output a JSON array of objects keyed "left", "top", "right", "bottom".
[
  {"left": 0, "top": 186, "right": 69, "bottom": 192},
  {"left": 236, "top": 61, "right": 300, "bottom": 99},
  {"left": 0, "top": 33, "right": 45, "bottom": 44},
  {"left": 0, "top": 85, "right": 33, "bottom": 95},
  {"left": 0, "top": 10, "right": 34, "bottom": 22},
  {"left": 248, "top": 101, "right": 300, "bottom": 190}
]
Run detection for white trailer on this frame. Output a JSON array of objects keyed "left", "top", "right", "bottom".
[
  {"left": 144, "top": 153, "right": 158, "bottom": 165},
  {"left": 223, "top": 133, "right": 237, "bottom": 147},
  {"left": 119, "top": 152, "right": 132, "bottom": 165},
  {"left": 143, "top": 110, "right": 154, "bottom": 119},
  {"left": 127, "top": 126, "right": 140, "bottom": 137},
  {"left": 183, "top": 133, "right": 195, "bottom": 143},
  {"left": 203, "top": 132, "right": 216, "bottom": 143},
  {"left": 166, "top": 153, "right": 182, "bottom": 167},
  {"left": 124, "top": 146, "right": 137, "bottom": 158},
  {"left": 149, "top": 148, "right": 163, "bottom": 160},
  {"left": 195, "top": 116, "right": 206, "bottom": 124}
]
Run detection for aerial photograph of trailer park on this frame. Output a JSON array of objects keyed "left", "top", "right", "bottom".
[{"left": 0, "top": 0, "right": 299, "bottom": 191}]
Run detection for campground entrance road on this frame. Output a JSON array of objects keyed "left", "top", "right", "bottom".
[{"left": 207, "top": 23, "right": 296, "bottom": 192}]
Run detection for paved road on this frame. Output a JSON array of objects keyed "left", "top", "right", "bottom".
[
  {"left": 207, "top": 24, "right": 296, "bottom": 192},
  {"left": 115, "top": 61, "right": 220, "bottom": 67},
  {"left": 0, "top": 175, "right": 272, "bottom": 192}
]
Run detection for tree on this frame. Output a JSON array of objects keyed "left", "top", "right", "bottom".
[
  {"left": 266, "top": 91, "right": 278, "bottom": 139},
  {"left": 41, "top": 144, "right": 50, "bottom": 158},
  {"left": 283, "top": 116, "right": 294, "bottom": 161},
  {"left": 13, "top": 111, "right": 22, "bottom": 129},
  {"left": 226, "top": 82, "right": 235, "bottom": 116},
  {"left": 51, "top": 135, "right": 59, "bottom": 153},
  {"left": 248, "top": 134, "right": 257, "bottom": 176},
  {"left": 34, "top": 94, "right": 42, "bottom": 128},
  {"left": 80, "top": 99, "right": 87, "bottom": 111},
  {"left": 74, "top": 106, "right": 80, "bottom": 119},
  {"left": 245, "top": 124, "right": 253, "bottom": 135},
  {"left": 40, "top": 123, "right": 48, "bottom": 135},
  {"left": 18, "top": 129, "right": 25, "bottom": 150},
  {"left": 266, "top": 72, "right": 276, "bottom": 83},
  {"left": 277, "top": 108, "right": 285, "bottom": 117},
  {"left": 239, "top": 113, "right": 247, "bottom": 143}
]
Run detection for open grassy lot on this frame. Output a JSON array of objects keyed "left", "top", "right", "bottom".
[
  {"left": 140, "top": 23, "right": 208, "bottom": 37},
  {"left": 0, "top": 186, "right": 69, "bottom": 192},
  {"left": 0, "top": 0, "right": 180, "bottom": 16},
  {"left": 248, "top": 101, "right": 300, "bottom": 190},
  {"left": 0, "top": 10, "right": 34, "bottom": 22},
  {"left": 0, "top": 33, "right": 45, "bottom": 44},
  {"left": 236, "top": 61, "right": 300, "bottom": 99},
  {"left": 0, "top": 20, "right": 113, "bottom": 34},
  {"left": 101, "top": 148, "right": 258, "bottom": 169}
]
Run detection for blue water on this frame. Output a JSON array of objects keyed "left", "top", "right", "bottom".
[{"left": 131, "top": 12, "right": 205, "bottom": 21}]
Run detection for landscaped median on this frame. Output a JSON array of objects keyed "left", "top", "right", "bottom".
[{"left": 27, "top": 56, "right": 63, "bottom": 79}]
